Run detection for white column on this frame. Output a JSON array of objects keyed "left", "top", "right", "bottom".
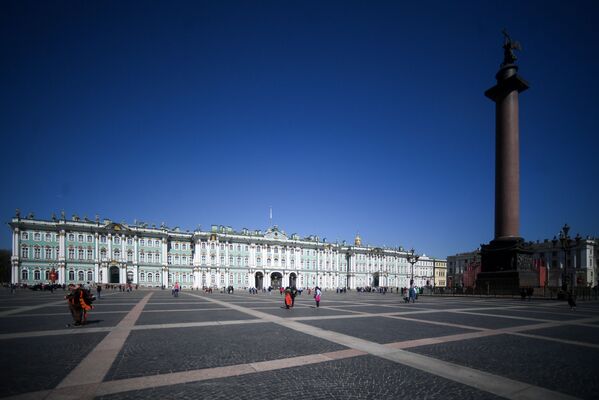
[
  {"left": 162, "top": 238, "right": 168, "bottom": 268},
  {"left": 133, "top": 264, "right": 138, "bottom": 284},
  {"left": 59, "top": 230, "right": 66, "bottom": 261},
  {"left": 163, "top": 268, "right": 168, "bottom": 287},
  {"left": 94, "top": 233, "right": 99, "bottom": 263},
  {"left": 121, "top": 234, "right": 125, "bottom": 262},
  {"left": 134, "top": 236, "right": 138, "bottom": 264},
  {"left": 107, "top": 234, "right": 112, "bottom": 261},
  {"left": 94, "top": 263, "right": 99, "bottom": 283}
]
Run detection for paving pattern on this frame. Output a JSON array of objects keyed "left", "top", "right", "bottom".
[{"left": 0, "top": 288, "right": 598, "bottom": 399}]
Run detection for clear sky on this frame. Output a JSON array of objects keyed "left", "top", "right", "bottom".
[{"left": 1, "top": 0, "right": 597, "bottom": 259}]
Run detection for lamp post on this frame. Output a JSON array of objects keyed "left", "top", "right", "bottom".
[
  {"left": 553, "top": 224, "right": 581, "bottom": 293},
  {"left": 406, "top": 248, "right": 420, "bottom": 287}
]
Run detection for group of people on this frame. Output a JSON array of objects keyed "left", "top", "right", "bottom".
[
  {"left": 65, "top": 283, "right": 95, "bottom": 327},
  {"left": 282, "top": 286, "right": 321, "bottom": 309}
]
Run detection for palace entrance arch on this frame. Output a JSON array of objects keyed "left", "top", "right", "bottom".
[
  {"left": 289, "top": 272, "right": 297, "bottom": 288},
  {"left": 372, "top": 272, "right": 380, "bottom": 288},
  {"left": 270, "top": 272, "right": 282, "bottom": 289},
  {"left": 109, "top": 266, "right": 120, "bottom": 284},
  {"left": 255, "top": 272, "right": 264, "bottom": 290}
]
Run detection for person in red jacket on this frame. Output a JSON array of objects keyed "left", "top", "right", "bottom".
[{"left": 284, "top": 287, "right": 293, "bottom": 309}]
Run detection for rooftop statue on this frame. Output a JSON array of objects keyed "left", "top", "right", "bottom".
[{"left": 501, "top": 29, "right": 522, "bottom": 67}]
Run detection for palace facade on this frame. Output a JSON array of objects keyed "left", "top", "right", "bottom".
[{"left": 9, "top": 212, "right": 444, "bottom": 289}]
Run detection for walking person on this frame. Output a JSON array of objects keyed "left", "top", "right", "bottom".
[
  {"left": 290, "top": 286, "right": 298, "bottom": 307},
  {"left": 65, "top": 284, "right": 93, "bottom": 327},
  {"left": 96, "top": 284, "right": 102, "bottom": 299},
  {"left": 173, "top": 282, "right": 180, "bottom": 298},
  {"left": 284, "top": 287, "right": 292, "bottom": 309},
  {"left": 567, "top": 291, "right": 577, "bottom": 310},
  {"left": 314, "top": 286, "right": 322, "bottom": 308}
]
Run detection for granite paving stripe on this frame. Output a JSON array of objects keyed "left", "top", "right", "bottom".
[
  {"left": 513, "top": 324, "right": 599, "bottom": 346},
  {"left": 411, "top": 311, "right": 538, "bottom": 329},
  {"left": 105, "top": 322, "right": 346, "bottom": 380},
  {"left": 407, "top": 333, "right": 598, "bottom": 399},
  {"left": 95, "top": 349, "right": 366, "bottom": 397},
  {"left": 0, "top": 298, "right": 68, "bottom": 316},
  {"left": 302, "top": 316, "right": 477, "bottom": 344},
  {"left": 0, "top": 332, "right": 108, "bottom": 397},
  {"left": 135, "top": 308, "right": 255, "bottom": 325},
  {"left": 95, "top": 355, "right": 509, "bottom": 400},
  {"left": 42, "top": 293, "right": 153, "bottom": 400},
  {"left": 184, "top": 292, "right": 578, "bottom": 400}
]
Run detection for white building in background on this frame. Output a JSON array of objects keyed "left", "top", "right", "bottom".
[{"left": 9, "top": 211, "right": 443, "bottom": 289}]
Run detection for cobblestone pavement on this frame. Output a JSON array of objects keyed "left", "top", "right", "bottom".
[{"left": 0, "top": 288, "right": 598, "bottom": 399}]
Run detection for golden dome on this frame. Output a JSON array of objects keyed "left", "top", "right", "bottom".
[{"left": 354, "top": 234, "right": 362, "bottom": 247}]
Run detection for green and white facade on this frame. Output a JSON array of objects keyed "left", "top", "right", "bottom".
[{"left": 9, "top": 213, "right": 443, "bottom": 289}]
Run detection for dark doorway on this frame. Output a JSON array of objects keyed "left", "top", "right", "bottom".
[
  {"left": 289, "top": 272, "right": 297, "bottom": 288},
  {"left": 255, "top": 272, "right": 264, "bottom": 290},
  {"left": 270, "top": 272, "right": 282, "bottom": 289},
  {"left": 109, "top": 266, "right": 120, "bottom": 283},
  {"left": 372, "top": 272, "right": 380, "bottom": 288}
]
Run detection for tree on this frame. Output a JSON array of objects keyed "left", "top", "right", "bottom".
[{"left": 0, "top": 249, "right": 11, "bottom": 283}]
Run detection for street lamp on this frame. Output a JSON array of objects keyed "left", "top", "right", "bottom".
[
  {"left": 406, "top": 248, "right": 420, "bottom": 287},
  {"left": 553, "top": 224, "right": 581, "bottom": 292}
]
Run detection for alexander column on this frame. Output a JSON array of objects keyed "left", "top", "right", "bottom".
[{"left": 477, "top": 31, "right": 535, "bottom": 293}]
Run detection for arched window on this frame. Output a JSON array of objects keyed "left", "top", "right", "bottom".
[
  {"left": 87, "top": 271, "right": 93, "bottom": 281},
  {"left": 87, "top": 248, "right": 93, "bottom": 260},
  {"left": 127, "top": 251, "right": 133, "bottom": 262},
  {"left": 229, "top": 256, "right": 233, "bottom": 265},
  {"left": 69, "top": 270, "right": 75, "bottom": 281},
  {"left": 45, "top": 247, "right": 52, "bottom": 259},
  {"left": 21, "top": 269, "right": 28, "bottom": 280},
  {"left": 147, "top": 253, "right": 153, "bottom": 263},
  {"left": 140, "top": 272, "right": 146, "bottom": 281},
  {"left": 139, "top": 252, "right": 145, "bottom": 262},
  {"left": 34, "top": 246, "right": 41, "bottom": 259},
  {"left": 78, "top": 248, "right": 84, "bottom": 260},
  {"left": 45, "top": 270, "right": 49, "bottom": 280},
  {"left": 45, "top": 233, "right": 52, "bottom": 241},
  {"left": 78, "top": 271, "right": 84, "bottom": 281},
  {"left": 147, "top": 273, "right": 152, "bottom": 281},
  {"left": 114, "top": 249, "right": 121, "bottom": 260},
  {"left": 100, "top": 248, "right": 107, "bottom": 260},
  {"left": 257, "top": 257, "right": 261, "bottom": 265},
  {"left": 182, "top": 256, "right": 187, "bottom": 264},
  {"left": 68, "top": 248, "right": 75, "bottom": 260},
  {"left": 78, "top": 234, "right": 83, "bottom": 242},
  {"left": 34, "top": 270, "right": 41, "bottom": 280},
  {"left": 68, "top": 234, "right": 75, "bottom": 241},
  {"left": 155, "top": 253, "right": 160, "bottom": 263},
  {"left": 174, "top": 255, "right": 179, "bottom": 264},
  {"left": 155, "top": 273, "right": 160, "bottom": 282}
]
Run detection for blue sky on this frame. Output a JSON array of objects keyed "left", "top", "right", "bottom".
[{"left": 1, "top": 0, "right": 597, "bottom": 259}]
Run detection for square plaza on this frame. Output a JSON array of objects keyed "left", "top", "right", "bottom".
[{"left": 1, "top": 288, "right": 598, "bottom": 399}]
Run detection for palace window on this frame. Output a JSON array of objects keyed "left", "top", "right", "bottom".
[
  {"left": 68, "top": 234, "right": 75, "bottom": 241},
  {"left": 155, "top": 240, "right": 160, "bottom": 247},
  {"left": 86, "top": 235, "right": 92, "bottom": 243},
  {"left": 100, "top": 235, "right": 107, "bottom": 243},
  {"left": 100, "top": 248, "right": 107, "bottom": 260},
  {"left": 174, "top": 255, "right": 179, "bottom": 264},
  {"left": 220, "top": 244, "right": 224, "bottom": 251},
  {"left": 45, "top": 247, "right": 52, "bottom": 259},
  {"left": 182, "top": 256, "right": 186, "bottom": 264},
  {"left": 182, "top": 244, "right": 187, "bottom": 250},
  {"left": 127, "top": 238, "right": 132, "bottom": 245},
  {"left": 202, "top": 242, "right": 206, "bottom": 249},
  {"left": 127, "top": 251, "right": 133, "bottom": 262},
  {"left": 257, "top": 257, "right": 262, "bottom": 266},
  {"left": 78, "top": 248, "right": 84, "bottom": 260},
  {"left": 201, "top": 255, "right": 206, "bottom": 264},
  {"left": 88, "top": 248, "right": 93, "bottom": 260},
  {"left": 114, "top": 236, "right": 120, "bottom": 245},
  {"left": 220, "top": 256, "right": 224, "bottom": 265},
  {"left": 69, "top": 270, "right": 75, "bottom": 280},
  {"left": 45, "top": 233, "right": 52, "bottom": 241},
  {"left": 237, "top": 257, "right": 241, "bottom": 265},
  {"left": 140, "top": 239, "right": 145, "bottom": 246},
  {"left": 87, "top": 271, "right": 93, "bottom": 281},
  {"left": 78, "top": 271, "right": 84, "bottom": 281},
  {"left": 174, "top": 243, "right": 179, "bottom": 250},
  {"left": 140, "top": 272, "right": 145, "bottom": 281},
  {"left": 78, "top": 234, "right": 84, "bottom": 242},
  {"left": 68, "top": 248, "right": 75, "bottom": 260},
  {"left": 210, "top": 255, "right": 215, "bottom": 265},
  {"left": 45, "top": 270, "right": 49, "bottom": 280},
  {"left": 229, "top": 256, "right": 233, "bottom": 265},
  {"left": 267, "top": 258, "right": 271, "bottom": 266},
  {"left": 34, "top": 232, "right": 41, "bottom": 241},
  {"left": 245, "top": 257, "right": 248, "bottom": 265},
  {"left": 34, "top": 246, "right": 41, "bottom": 259},
  {"left": 34, "top": 270, "right": 40, "bottom": 280},
  {"left": 21, "top": 269, "right": 28, "bottom": 280},
  {"left": 22, "top": 232, "right": 29, "bottom": 240},
  {"left": 147, "top": 253, "right": 153, "bottom": 263},
  {"left": 155, "top": 253, "right": 160, "bottom": 263},
  {"left": 211, "top": 243, "right": 215, "bottom": 250},
  {"left": 257, "top": 246, "right": 261, "bottom": 252},
  {"left": 139, "top": 252, "right": 145, "bottom": 262},
  {"left": 147, "top": 273, "right": 152, "bottom": 281},
  {"left": 114, "top": 249, "right": 121, "bottom": 260}
]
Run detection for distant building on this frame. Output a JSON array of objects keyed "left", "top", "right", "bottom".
[
  {"left": 8, "top": 211, "right": 445, "bottom": 289},
  {"left": 448, "top": 235, "right": 597, "bottom": 289},
  {"left": 433, "top": 259, "right": 447, "bottom": 288}
]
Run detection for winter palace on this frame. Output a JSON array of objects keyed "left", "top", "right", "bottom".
[{"left": 9, "top": 211, "right": 445, "bottom": 289}]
